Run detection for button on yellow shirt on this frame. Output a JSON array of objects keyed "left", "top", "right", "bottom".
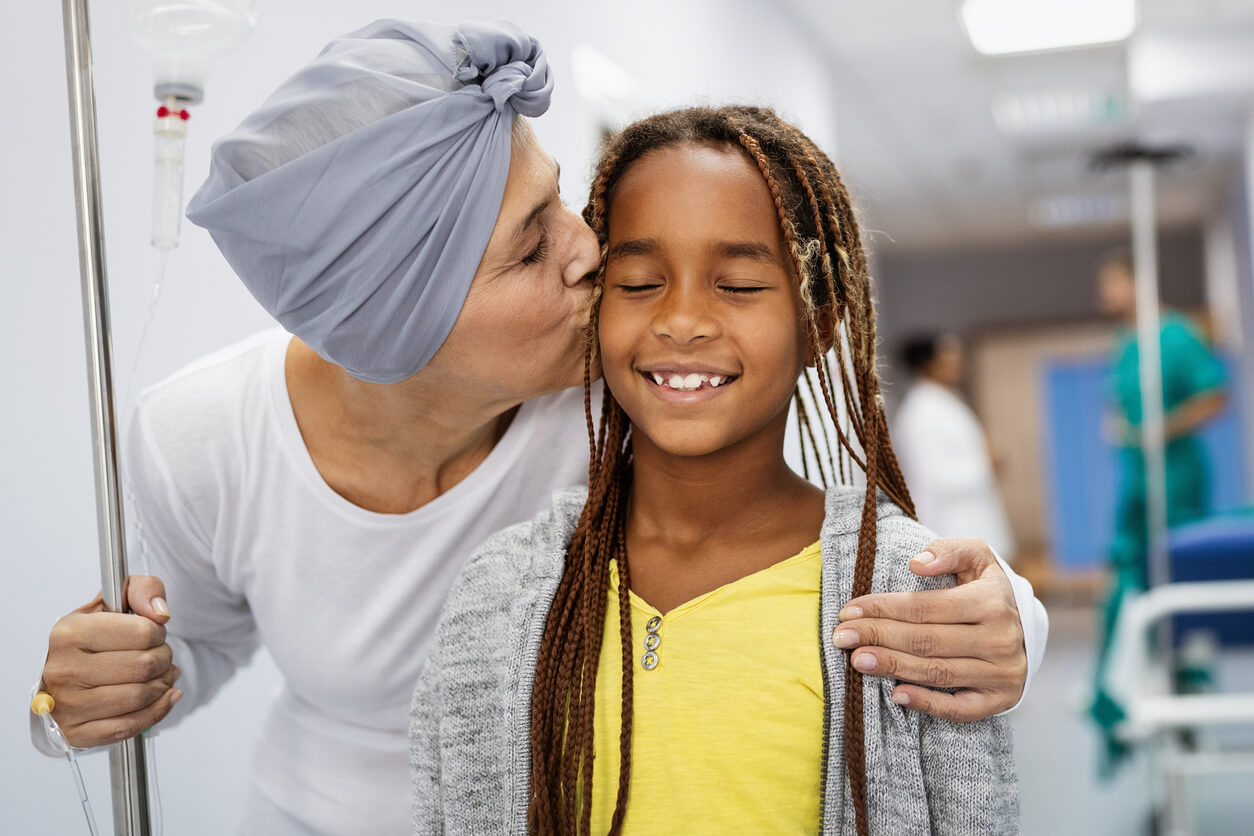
[{"left": 589, "top": 542, "right": 824, "bottom": 834}]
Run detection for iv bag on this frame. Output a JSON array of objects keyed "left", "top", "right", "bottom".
[{"left": 131, "top": 0, "right": 258, "bottom": 102}]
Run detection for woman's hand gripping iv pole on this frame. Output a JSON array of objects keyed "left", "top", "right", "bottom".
[{"left": 36, "top": 578, "right": 179, "bottom": 833}]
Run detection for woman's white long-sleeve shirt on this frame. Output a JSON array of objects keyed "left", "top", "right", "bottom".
[
  {"left": 36, "top": 331, "right": 595, "bottom": 834},
  {"left": 33, "top": 331, "right": 1046, "bottom": 834}
]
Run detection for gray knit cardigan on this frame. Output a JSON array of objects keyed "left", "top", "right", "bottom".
[{"left": 410, "top": 486, "right": 1019, "bottom": 834}]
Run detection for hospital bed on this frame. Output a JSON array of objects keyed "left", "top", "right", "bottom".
[{"left": 1105, "top": 517, "right": 1254, "bottom": 835}]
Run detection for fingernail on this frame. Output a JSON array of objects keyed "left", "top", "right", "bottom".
[
  {"left": 173, "top": 667, "right": 183, "bottom": 683},
  {"left": 152, "top": 597, "right": 170, "bottom": 618},
  {"left": 853, "top": 653, "right": 878, "bottom": 672},
  {"left": 892, "top": 691, "right": 911, "bottom": 706},
  {"left": 833, "top": 629, "right": 859, "bottom": 649},
  {"left": 838, "top": 606, "right": 863, "bottom": 621},
  {"left": 170, "top": 689, "right": 184, "bottom": 706},
  {"left": 912, "top": 551, "right": 936, "bottom": 566}
]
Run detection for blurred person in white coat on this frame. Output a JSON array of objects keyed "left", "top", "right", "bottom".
[{"left": 893, "top": 333, "right": 1016, "bottom": 561}]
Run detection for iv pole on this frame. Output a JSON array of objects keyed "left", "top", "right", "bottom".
[
  {"left": 60, "top": 0, "right": 154, "bottom": 833},
  {"left": 1129, "top": 159, "right": 1170, "bottom": 595},
  {"left": 1093, "top": 143, "right": 1191, "bottom": 603}
]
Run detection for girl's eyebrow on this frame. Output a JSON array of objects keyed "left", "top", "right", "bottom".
[
  {"left": 607, "top": 238, "right": 659, "bottom": 261},
  {"left": 714, "top": 240, "right": 781, "bottom": 265},
  {"left": 606, "top": 238, "right": 781, "bottom": 265}
]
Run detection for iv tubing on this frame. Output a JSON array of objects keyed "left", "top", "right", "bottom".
[
  {"left": 32, "top": 693, "right": 100, "bottom": 836},
  {"left": 59, "top": 0, "right": 153, "bottom": 832}
]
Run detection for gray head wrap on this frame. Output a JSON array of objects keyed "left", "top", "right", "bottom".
[{"left": 186, "top": 19, "right": 553, "bottom": 383}]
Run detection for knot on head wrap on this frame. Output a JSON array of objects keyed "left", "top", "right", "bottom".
[
  {"left": 185, "top": 19, "right": 553, "bottom": 383},
  {"left": 454, "top": 22, "right": 552, "bottom": 116}
]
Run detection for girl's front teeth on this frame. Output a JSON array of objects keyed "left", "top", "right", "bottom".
[{"left": 649, "top": 372, "right": 729, "bottom": 391}]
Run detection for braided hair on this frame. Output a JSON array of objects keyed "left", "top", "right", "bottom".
[{"left": 528, "top": 105, "right": 914, "bottom": 836}]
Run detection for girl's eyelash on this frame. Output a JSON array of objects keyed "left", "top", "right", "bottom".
[
  {"left": 521, "top": 237, "right": 549, "bottom": 266},
  {"left": 617, "top": 283, "right": 765, "bottom": 294}
]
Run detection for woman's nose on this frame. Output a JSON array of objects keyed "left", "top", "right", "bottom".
[{"left": 561, "top": 209, "right": 600, "bottom": 289}]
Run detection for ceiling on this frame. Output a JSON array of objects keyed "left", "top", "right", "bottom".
[{"left": 777, "top": 0, "right": 1254, "bottom": 251}]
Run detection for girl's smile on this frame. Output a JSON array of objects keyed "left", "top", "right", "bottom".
[{"left": 637, "top": 362, "right": 739, "bottom": 402}]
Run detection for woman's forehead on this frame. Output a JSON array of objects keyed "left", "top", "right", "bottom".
[{"left": 488, "top": 126, "right": 559, "bottom": 247}]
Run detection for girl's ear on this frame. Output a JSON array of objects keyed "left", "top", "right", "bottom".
[{"left": 805, "top": 309, "right": 838, "bottom": 367}]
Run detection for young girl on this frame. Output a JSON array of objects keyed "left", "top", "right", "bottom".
[{"left": 410, "top": 105, "right": 1018, "bottom": 835}]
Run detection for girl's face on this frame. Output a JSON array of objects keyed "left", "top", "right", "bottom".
[{"left": 599, "top": 142, "right": 811, "bottom": 458}]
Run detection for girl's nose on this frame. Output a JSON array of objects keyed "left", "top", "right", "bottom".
[{"left": 652, "top": 284, "right": 719, "bottom": 344}]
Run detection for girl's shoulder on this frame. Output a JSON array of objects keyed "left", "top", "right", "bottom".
[
  {"left": 820, "top": 486, "right": 950, "bottom": 596},
  {"left": 459, "top": 485, "right": 586, "bottom": 578},
  {"left": 419, "top": 484, "right": 588, "bottom": 716},
  {"left": 435, "top": 485, "right": 588, "bottom": 639},
  {"left": 412, "top": 491, "right": 590, "bottom": 834}
]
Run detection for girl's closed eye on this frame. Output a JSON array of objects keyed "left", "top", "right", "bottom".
[
  {"left": 618, "top": 283, "right": 662, "bottom": 293},
  {"left": 719, "top": 282, "right": 768, "bottom": 294},
  {"left": 612, "top": 276, "right": 664, "bottom": 293}
]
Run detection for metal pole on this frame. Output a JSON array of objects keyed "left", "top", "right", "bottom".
[
  {"left": 1129, "top": 165, "right": 1180, "bottom": 824},
  {"left": 1130, "top": 160, "right": 1170, "bottom": 593},
  {"left": 60, "top": 0, "right": 153, "bottom": 833}
]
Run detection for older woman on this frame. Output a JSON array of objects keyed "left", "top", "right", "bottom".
[{"left": 33, "top": 20, "right": 1045, "bottom": 835}]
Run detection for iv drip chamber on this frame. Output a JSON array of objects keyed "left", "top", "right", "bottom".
[
  {"left": 131, "top": 0, "right": 258, "bottom": 103},
  {"left": 131, "top": 0, "right": 256, "bottom": 250},
  {"left": 151, "top": 100, "right": 189, "bottom": 252}
]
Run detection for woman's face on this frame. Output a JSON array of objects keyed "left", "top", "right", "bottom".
[
  {"left": 422, "top": 121, "right": 598, "bottom": 404},
  {"left": 598, "top": 142, "right": 810, "bottom": 458}
]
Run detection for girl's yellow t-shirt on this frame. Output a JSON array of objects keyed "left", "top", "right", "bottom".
[{"left": 589, "top": 542, "right": 825, "bottom": 834}]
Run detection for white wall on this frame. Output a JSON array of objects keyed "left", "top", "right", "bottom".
[{"left": 0, "top": 2, "right": 837, "bottom": 832}]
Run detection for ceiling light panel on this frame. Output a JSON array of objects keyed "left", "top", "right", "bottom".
[
  {"left": 993, "top": 89, "right": 1132, "bottom": 135},
  {"left": 1030, "top": 192, "right": 1129, "bottom": 228},
  {"left": 961, "top": 0, "right": 1138, "bottom": 56}
]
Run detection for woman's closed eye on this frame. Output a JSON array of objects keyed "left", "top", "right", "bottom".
[{"left": 521, "top": 235, "right": 549, "bottom": 266}]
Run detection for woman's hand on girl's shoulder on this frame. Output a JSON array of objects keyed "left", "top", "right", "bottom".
[{"left": 831, "top": 538, "right": 1026, "bottom": 722}]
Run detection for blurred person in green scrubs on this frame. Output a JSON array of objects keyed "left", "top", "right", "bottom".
[
  {"left": 1098, "top": 249, "right": 1227, "bottom": 578},
  {"left": 1090, "top": 249, "right": 1227, "bottom": 770}
]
